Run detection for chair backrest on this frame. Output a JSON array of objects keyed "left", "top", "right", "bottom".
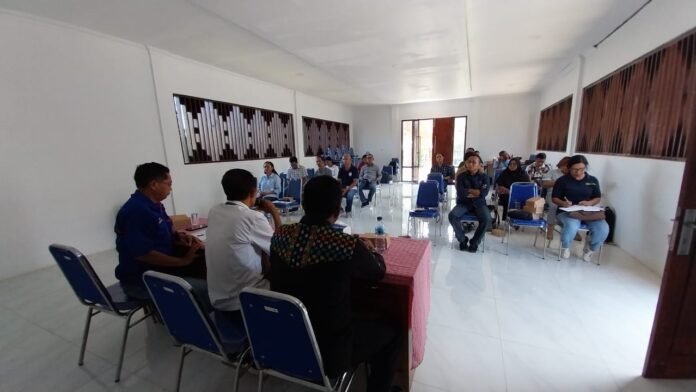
[
  {"left": 427, "top": 173, "right": 445, "bottom": 194},
  {"left": 508, "top": 182, "right": 538, "bottom": 210},
  {"left": 287, "top": 179, "right": 302, "bottom": 201},
  {"left": 48, "top": 244, "right": 116, "bottom": 311},
  {"left": 416, "top": 181, "right": 440, "bottom": 209},
  {"left": 142, "top": 271, "right": 225, "bottom": 356},
  {"left": 279, "top": 173, "right": 288, "bottom": 198},
  {"left": 382, "top": 165, "right": 393, "bottom": 176},
  {"left": 239, "top": 288, "right": 329, "bottom": 387},
  {"left": 306, "top": 168, "right": 315, "bottom": 178}
]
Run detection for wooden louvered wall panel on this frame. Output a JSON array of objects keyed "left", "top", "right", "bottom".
[
  {"left": 173, "top": 94, "right": 295, "bottom": 164},
  {"left": 302, "top": 116, "right": 350, "bottom": 157},
  {"left": 537, "top": 95, "right": 572, "bottom": 152},
  {"left": 577, "top": 29, "right": 696, "bottom": 160}
]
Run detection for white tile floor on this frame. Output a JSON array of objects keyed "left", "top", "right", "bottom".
[{"left": 1, "top": 183, "right": 695, "bottom": 391}]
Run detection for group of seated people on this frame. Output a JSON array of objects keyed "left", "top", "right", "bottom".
[
  {"left": 114, "top": 162, "right": 401, "bottom": 392},
  {"left": 441, "top": 149, "right": 609, "bottom": 260},
  {"left": 257, "top": 153, "right": 385, "bottom": 214}
]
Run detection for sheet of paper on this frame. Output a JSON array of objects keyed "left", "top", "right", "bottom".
[{"left": 559, "top": 205, "right": 604, "bottom": 212}]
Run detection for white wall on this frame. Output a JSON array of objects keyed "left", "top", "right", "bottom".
[
  {"left": 353, "top": 93, "right": 540, "bottom": 166},
  {"left": 536, "top": 0, "right": 696, "bottom": 275},
  {"left": 150, "top": 50, "right": 353, "bottom": 217},
  {"left": 0, "top": 12, "right": 166, "bottom": 279},
  {"left": 0, "top": 12, "right": 353, "bottom": 280}
]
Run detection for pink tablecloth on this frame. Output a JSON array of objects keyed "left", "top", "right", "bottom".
[{"left": 381, "top": 237, "right": 432, "bottom": 369}]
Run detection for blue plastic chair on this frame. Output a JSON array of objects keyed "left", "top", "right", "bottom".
[
  {"left": 273, "top": 179, "right": 302, "bottom": 214},
  {"left": 409, "top": 181, "right": 442, "bottom": 238},
  {"left": 239, "top": 288, "right": 354, "bottom": 392},
  {"left": 427, "top": 172, "right": 447, "bottom": 204},
  {"left": 307, "top": 168, "right": 316, "bottom": 178},
  {"left": 504, "top": 182, "right": 547, "bottom": 258},
  {"left": 143, "top": 271, "right": 250, "bottom": 392},
  {"left": 48, "top": 244, "right": 152, "bottom": 382}
]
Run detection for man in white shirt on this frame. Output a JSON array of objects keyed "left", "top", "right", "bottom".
[{"left": 205, "top": 169, "right": 282, "bottom": 314}]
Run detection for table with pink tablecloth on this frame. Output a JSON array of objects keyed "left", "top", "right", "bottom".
[{"left": 381, "top": 237, "right": 432, "bottom": 369}]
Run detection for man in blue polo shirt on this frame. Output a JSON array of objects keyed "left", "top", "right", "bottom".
[{"left": 115, "top": 162, "right": 205, "bottom": 299}]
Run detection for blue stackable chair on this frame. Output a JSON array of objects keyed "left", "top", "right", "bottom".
[
  {"left": 239, "top": 287, "right": 354, "bottom": 392},
  {"left": 48, "top": 244, "right": 152, "bottom": 382},
  {"left": 408, "top": 180, "right": 442, "bottom": 238},
  {"left": 504, "top": 182, "right": 547, "bottom": 258},
  {"left": 273, "top": 179, "right": 302, "bottom": 215},
  {"left": 307, "top": 168, "right": 316, "bottom": 178},
  {"left": 143, "top": 271, "right": 250, "bottom": 392},
  {"left": 279, "top": 173, "right": 288, "bottom": 198},
  {"left": 427, "top": 172, "right": 446, "bottom": 202}
]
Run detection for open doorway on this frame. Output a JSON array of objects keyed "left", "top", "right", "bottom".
[{"left": 401, "top": 116, "right": 467, "bottom": 182}]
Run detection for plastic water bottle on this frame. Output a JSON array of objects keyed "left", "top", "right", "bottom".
[{"left": 374, "top": 216, "right": 386, "bottom": 253}]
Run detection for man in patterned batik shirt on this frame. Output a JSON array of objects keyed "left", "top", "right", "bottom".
[{"left": 269, "top": 176, "right": 400, "bottom": 392}]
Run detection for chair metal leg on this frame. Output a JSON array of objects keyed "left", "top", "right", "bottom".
[
  {"left": 115, "top": 310, "right": 136, "bottom": 382},
  {"left": 175, "top": 346, "right": 190, "bottom": 392},
  {"left": 257, "top": 369, "right": 264, "bottom": 392},
  {"left": 558, "top": 233, "right": 562, "bottom": 261},
  {"left": 506, "top": 221, "right": 511, "bottom": 255},
  {"left": 542, "top": 227, "right": 547, "bottom": 260},
  {"left": 232, "top": 347, "right": 251, "bottom": 392},
  {"left": 78, "top": 307, "right": 95, "bottom": 366}
]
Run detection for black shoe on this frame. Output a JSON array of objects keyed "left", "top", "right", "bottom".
[
  {"left": 361, "top": 201, "right": 369, "bottom": 208},
  {"left": 458, "top": 237, "right": 469, "bottom": 251},
  {"left": 467, "top": 243, "right": 478, "bottom": 253}
]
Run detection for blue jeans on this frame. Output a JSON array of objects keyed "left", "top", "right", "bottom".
[
  {"left": 359, "top": 181, "right": 377, "bottom": 203},
  {"left": 448, "top": 203, "right": 491, "bottom": 246},
  {"left": 556, "top": 213, "right": 609, "bottom": 251},
  {"left": 344, "top": 188, "right": 358, "bottom": 212}
]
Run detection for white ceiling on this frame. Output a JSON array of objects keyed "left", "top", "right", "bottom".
[{"left": 0, "top": 0, "right": 648, "bottom": 105}]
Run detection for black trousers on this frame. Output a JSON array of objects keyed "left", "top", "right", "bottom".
[{"left": 351, "top": 319, "right": 401, "bottom": 392}]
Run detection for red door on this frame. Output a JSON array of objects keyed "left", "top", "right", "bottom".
[
  {"left": 432, "top": 117, "right": 454, "bottom": 166},
  {"left": 643, "top": 113, "right": 696, "bottom": 377}
]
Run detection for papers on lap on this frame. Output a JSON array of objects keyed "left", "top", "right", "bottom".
[{"left": 560, "top": 205, "right": 604, "bottom": 212}]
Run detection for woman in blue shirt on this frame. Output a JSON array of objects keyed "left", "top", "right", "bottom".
[
  {"left": 258, "top": 161, "right": 281, "bottom": 200},
  {"left": 552, "top": 155, "right": 609, "bottom": 262}
]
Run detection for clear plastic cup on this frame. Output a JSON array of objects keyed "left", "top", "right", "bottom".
[{"left": 190, "top": 213, "right": 199, "bottom": 226}]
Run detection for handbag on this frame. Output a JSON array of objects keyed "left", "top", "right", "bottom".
[
  {"left": 568, "top": 210, "right": 606, "bottom": 221},
  {"left": 508, "top": 209, "right": 533, "bottom": 220}
]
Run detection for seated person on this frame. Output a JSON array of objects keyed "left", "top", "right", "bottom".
[
  {"left": 114, "top": 162, "right": 205, "bottom": 300},
  {"left": 337, "top": 154, "right": 359, "bottom": 215},
  {"left": 270, "top": 176, "right": 399, "bottom": 392},
  {"left": 287, "top": 156, "right": 308, "bottom": 184},
  {"left": 325, "top": 156, "right": 339, "bottom": 178},
  {"left": 495, "top": 157, "right": 530, "bottom": 221},
  {"left": 258, "top": 161, "right": 281, "bottom": 200},
  {"left": 526, "top": 152, "right": 552, "bottom": 191},
  {"left": 492, "top": 150, "right": 511, "bottom": 170},
  {"left": 357, "top": 154, "right": 368, "bottom": 171},
  {"left": 430, "top": 153, "right": 455, "bottom": 184},
  {"left": 206, "top": 169, "right": 281, "bottom": 316},
  {"left": 448, "top": 154, "right": 491, "bottom": 253},
  {"left": 315, "top": 155, "right": 334, "bottom": 176},
  {"left": 358, "top": 153, "right": 382, "bottom": 207},
  {"left": 542, "top": 156, "right": 570, "bottom": 240},
  {"left": 552, "top": 155, "right": 609, "bottom": 261}
]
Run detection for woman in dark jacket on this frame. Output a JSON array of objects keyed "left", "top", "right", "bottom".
[{"left": 495, "top": 157, "right": 530, "bottom": 220}]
